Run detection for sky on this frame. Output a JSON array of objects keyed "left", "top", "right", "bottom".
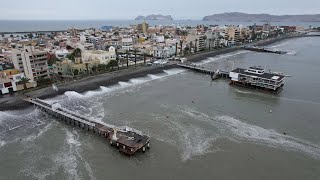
[{"left": 0, "top": 0, "right": 319, "bottom": 20}]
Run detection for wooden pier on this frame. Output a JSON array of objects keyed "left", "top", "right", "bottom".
[
  {"left": 177, "top": 63, "right": 230, "bottom": 79},
  {"left": 25, "top": 98, "right": 151, "bottom": 156}
]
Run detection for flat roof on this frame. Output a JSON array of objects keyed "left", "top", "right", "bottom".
[
  {"left": 232, "top": 68, "right": 285, "bottom": 81},
  {"left": 249, "top": 66, "right": 264, "bottom": 71}
]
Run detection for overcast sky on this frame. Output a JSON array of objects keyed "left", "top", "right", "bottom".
[{"left": 0, "top": 0, "right": 319, "bottom": 20}]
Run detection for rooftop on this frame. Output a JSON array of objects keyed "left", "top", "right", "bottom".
[{"left": 231, "top": 68, "right": 285, "bottom": 81}]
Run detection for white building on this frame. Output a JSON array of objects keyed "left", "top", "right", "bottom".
[
  {"left": 82, "top": 46, "right": 116, "bottom": 65},
  {"left": 121, "top": 38, "right": 133, "bottom": 51},
  {"left": 0, "top": 72, "right": 30, "bottom": 95},
  {"left": 11, "top": 46, "right": 50, "bottom": 82},
  {"left": 55, "top": 49, "right": 70, "bottom": 59}
]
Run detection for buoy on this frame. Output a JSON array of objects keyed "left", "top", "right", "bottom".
[
  {"left": 283, "top": 132, "right": 287, "bottom": 135},
  {"left": 269, "top": 110, "right": 273, "bottom": 113}
]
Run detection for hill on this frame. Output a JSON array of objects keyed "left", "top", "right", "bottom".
[
  {"left": 135, "top": 14, "right": 173, "bottom": 21},
  {"left": 203, "top": 12, "right": 320, "bottom": 22}
]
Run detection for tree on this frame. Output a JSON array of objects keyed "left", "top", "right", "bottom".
[
  {"left": 143, "top": 53, "right": 147, "bottom": 65},
  {"left": 73, "top": 48, "right": 82, "bottom": 58},
  {"left": 175, "top": 42, "right": 178, "bottom": 56},
  {"left": 126, "top": 50, "right": 129, "bottom": 68},
  {"left": 134, "top": 49, "right": 137, "bottom": 67},
  {"left": 85, "top": 63, "right": 89, "bottom": 74},
  {"left": 28, "top": 33, "right": 33, "bottom": 39},
  {"left": 179, "top": 40, "right": 183, "bottom": 55},
  {"left": 48, "top": 58, "right": 59, "bottom": 66},
  {"left": 53, "top": 41, "right": 59, "bottom": 46},
  {"left": 18, "top": 77, "right": 30, "bottom": 90},
  {"left": 91, "top": 65, "right": 97, "bottom": 73},
  {"left": 98, "top": 64, "right": 106, "bottom": 72},
  {"left": 10, "top": 34, "right": 14, "bottom": 38},
  {"left": 189, "top": 41, "right": 193, "bottom": 54},
  {"left": 195, "top": 39, "right": 198, "bottom": 52},
  {"left": 73, "top": 69, "right": 79, "bottom": 76},
  {"left": 66, "top": 54, "right": 75, "bottom": 61},
  {"left": 108, "top": 60, "right": 118, "bottom": 71},
  {"left": 208, "top": 38, "right": 212, "bottom": 51},
  {"left": 113, "top": 31, "right": 119, "bottom": 36},
  {"left": 115, "top": 48, "right": 119, "bottom": 70}
]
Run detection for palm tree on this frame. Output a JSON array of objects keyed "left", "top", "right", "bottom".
[
  {"left": 134, "top": 49, "right": 137, "bottom": 67},
  {"left": 143, "top": 53, "right": 147, "bottom": 65},
  {"left": 115, "top": 48, "right": 119, "bottom": 70},
  {"left": 85, "top": 63, "right": 89, "bottom": 74},
  {"left": 179, "top": 40, "right": 183, "bottom": 55},
  {"left": 189, "top": 41, "right": 193, "bottom": 54},
  {"left": 208, "top": 38, "right": 212, "bottom": 51},
  {"left": 195, "top": 39, "right": 198, "bottom": 52},
  {"left": 175, "top": 42, "right": 178, "bottom": 56},
  {"left": 19, "top": 77, "right": 30, "bottom": 90},
  {"left": 73, "top": 48, "right": 82, "bottom": 57},
  {"left": 126, "top": 50, "right": 129, "bottom": 68}
]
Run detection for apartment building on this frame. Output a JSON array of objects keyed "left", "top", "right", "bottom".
[{"left": 11, "top": 46, "right": 50, "bottom": 82}]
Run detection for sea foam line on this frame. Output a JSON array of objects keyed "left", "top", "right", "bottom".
[
  {"left": 156, "top": 105, "right": 320, "bottom": 161},
  {"left": 56, "top": 68, "right": 186, "bottom": 101}
]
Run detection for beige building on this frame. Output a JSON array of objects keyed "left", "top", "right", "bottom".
[
  {"left": 82, "top": 46, "right": 116, "bottom": 65},
  {"left": 11, "top": 46, "right": 50, "bottom": 82},
  {"left": 54, "top": 58, "right": 100, "bottom": 78},
  {"left": 224, "top": 26, "right": 241, "bottom": 43}
]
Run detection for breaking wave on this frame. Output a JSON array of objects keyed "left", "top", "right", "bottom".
[
  {"left": 195, "top": 51, "right": 248, "bottom": 65},
  {"left": 55, "top": 68, "right": 186, "bottom": 102}
]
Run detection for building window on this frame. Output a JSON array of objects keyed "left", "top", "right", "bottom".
[{"left": 4, "top": 82, "right": 12, "bottom": 88}]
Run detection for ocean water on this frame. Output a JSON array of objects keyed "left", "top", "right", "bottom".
[
  {"left": 0, "top": 36, "right": 320, "bottom": 179},
  {"left": 0, "top": 20, "right": 320, "bottom": 32}
]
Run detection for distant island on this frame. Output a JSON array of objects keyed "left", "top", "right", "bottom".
[
  {"left": 135, "top": 14, "right": 173, "bottom": 21},
  {"left": 203, "top": 12, "right": 320, "bottom": 22}
]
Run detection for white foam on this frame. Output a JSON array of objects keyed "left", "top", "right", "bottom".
[
  {"left": 23, "top": 123, "right": 53, "bottom": 142},
  {"left": 0, "top": 141, "right": 6, "bottom": 148},
  {"left": 147, "top": 74, "right": 162, "bottom": 80},
  {"left": 163, "top": 68, "right": 186, "bottom": 75},
  {"left": 216, "top": 115, "right": 320, "bottom": 159},
  {"left": 286, "top": 50, "right": 297, "bottom": 55},
  {"left": 64, "top": 91, "right": 84, "bottom": 99},
  {"left": 195, "top": 51, "right": 248, "bottom": 65},
  {"left": 118, "top": 81, "right": 131, "bottom": 87},
  {"left": 159, "top": 105, "right": 320, "bottom": 161},
  {"left": 270, "top": 42, "right": 289, "bottom": 48}
]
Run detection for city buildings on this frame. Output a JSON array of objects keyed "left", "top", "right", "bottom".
[{"left": 11, "top": 46, "right": 50, "bottom": 83}]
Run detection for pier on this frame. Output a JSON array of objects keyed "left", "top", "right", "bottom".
[
  {"left": 177, "top": 63, "right": 230, "bottom": 79},
  {"left": 25, "top": 98, "right": 151, "bottom": 156}
]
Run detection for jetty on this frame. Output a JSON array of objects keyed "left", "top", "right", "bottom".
[
  {"left": 243, "top": 46, "right": 287, "bottom": 54},
  {"left": 25, "top": 98, "right": 151, "bottom": 156},
  {"left": 177, "top": 63, "right": 229, "bottom": 80}
]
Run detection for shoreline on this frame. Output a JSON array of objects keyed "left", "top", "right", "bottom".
[{"left": 0, "top": 34, "right": 316, "bottom": 111}]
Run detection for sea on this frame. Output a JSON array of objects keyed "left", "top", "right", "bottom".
[
  {"left": 0, "top": 20, "right": 320, "bottom": 32},
  {"left": 1, "top": 29, "right": 320, "bottom": 179}
]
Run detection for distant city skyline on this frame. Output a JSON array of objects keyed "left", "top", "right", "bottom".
[{"left": 0, "top": 0, "right": 319, "bottom": 20}]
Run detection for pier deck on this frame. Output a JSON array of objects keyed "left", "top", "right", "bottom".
[
  {"left": 25, "top": 98, "right": 151, "bottom": 156},
  {"left": 177, "top": 63, "right": 230, "bottom": 79}
]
